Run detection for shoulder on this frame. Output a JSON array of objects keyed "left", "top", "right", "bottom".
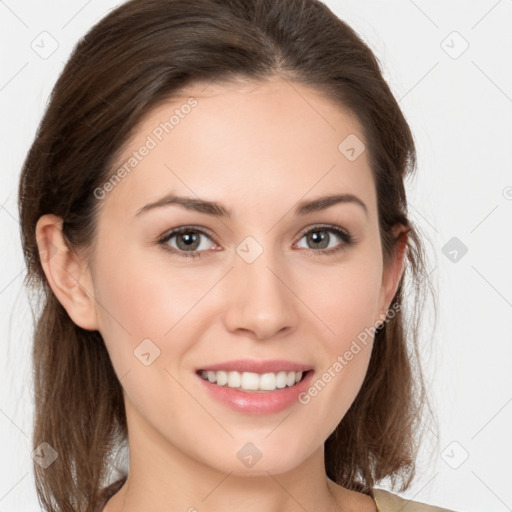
[{"left": 371, "top": 488, "right": 460, "bottom": 512}]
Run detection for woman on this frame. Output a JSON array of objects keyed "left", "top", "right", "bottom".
[{"left": 18, "top": 0, "right": 457, "bottom": 511}]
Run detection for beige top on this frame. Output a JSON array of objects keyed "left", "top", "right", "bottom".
[
  {"left": 97, "top": 479, "right": 458, "bottom": 512},
  {"left": 372, "top": 488, "right": 457, "bottom": 511}
]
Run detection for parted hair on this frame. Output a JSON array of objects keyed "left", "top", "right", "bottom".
[{"left": 18, "top": 0, "right": 437, "bottom": 510}]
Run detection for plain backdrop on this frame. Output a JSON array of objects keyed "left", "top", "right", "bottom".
[{"left": 1, "top": 1, "right": 511, "bottom": 511}]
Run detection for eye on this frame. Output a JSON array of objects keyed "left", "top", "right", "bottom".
[
  {"left": 157, "top": 224, "right": 356, "bottom": 259},
  {"left": 295, "top": 224, "right": 356, "bottom": 255},
  {"left": 158, "top": 227, "right": 217, "bottom": 259}
]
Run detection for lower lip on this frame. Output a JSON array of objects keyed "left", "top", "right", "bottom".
[{"left": 196, "top": 371, "right": 314, "bottom": 415}]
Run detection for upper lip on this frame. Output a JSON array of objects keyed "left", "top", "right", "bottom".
[{"left": 197, "top": 359, "right": 313, "bottom": 374}]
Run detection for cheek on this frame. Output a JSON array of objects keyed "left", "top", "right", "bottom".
[
  {"left": 295, "top": 256, "right": 381, "bottom": 428},
  {"left": 93, "top": 241, "right": 213, "bottom": 339},
  {"left": 91, "top": 243, "right": 224, "bottom": 388},
  {"left": 90, "top": 247, "right": 203, "bottom": 427},
  {"left": 298, "top": 255, "right": 382, "bottom": 347}
]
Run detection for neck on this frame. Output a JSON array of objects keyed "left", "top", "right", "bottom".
[{"left": 103, "top": 401, "right": 353, "bottom": 512}]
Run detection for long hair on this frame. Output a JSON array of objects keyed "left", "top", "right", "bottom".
[{"left": 18, "top": 0, "right": 438, "bottom": 510}]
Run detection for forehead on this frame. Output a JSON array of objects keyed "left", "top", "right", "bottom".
[{"left": 99, "top": 77, "right": 376, "bottom": 222}]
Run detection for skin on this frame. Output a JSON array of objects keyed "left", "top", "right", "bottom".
[{"left": 36, "top": 77, "right": 407, "bottom": 512}]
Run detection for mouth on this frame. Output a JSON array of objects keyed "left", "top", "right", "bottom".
[
  {"left": 196, "top": 369, "right": 312, "bottom": 393},
  {"left": 194, "top": 361, "right": 316, "bottom": 414}
]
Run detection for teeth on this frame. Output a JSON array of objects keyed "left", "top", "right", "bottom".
[
  {"left": 200, "top": 370, "right": 304, "bottom": 392},
  {"left": 216, "top": 371, "right": 228, "bottom": 386},
  {"left": 227, "top": 371, "right": 241, "bottom": 388}
]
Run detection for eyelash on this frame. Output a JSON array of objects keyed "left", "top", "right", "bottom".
[{"left": 157, "top": 224, "right": 357, "bottom": 259}]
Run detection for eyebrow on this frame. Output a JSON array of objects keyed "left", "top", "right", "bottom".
[{"left": 135, "top": 192, "right": 368, "bottom": 218}]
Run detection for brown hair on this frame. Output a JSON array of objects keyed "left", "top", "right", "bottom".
[{"left": 18, "top": 0, "right": 438, "bottom": 510}]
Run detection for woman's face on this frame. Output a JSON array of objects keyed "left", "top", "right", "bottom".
[{"left": 80, "top": 78, "right": 403, "bottom": 476}]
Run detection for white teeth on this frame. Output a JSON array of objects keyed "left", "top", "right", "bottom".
[
  {"left": 241, "top": 372, "right": 259, "bottom": 390},
  {"left": 276, "top": 371, "right": 287, "bottom": 388},
  {"left": 216, "top": 370, "right": 228, "bottom": 386},
  {"left": 200, "top": 370, "right": 304, "bottom": 391},
  {"left": 227, "top": 371, "right": 241, "bottom": 388},
  {"left": 260, "top": 372, "right": 276, "bottom": 390}
]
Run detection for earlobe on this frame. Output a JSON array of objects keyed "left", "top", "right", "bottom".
[{"left": 35, "top": 214, "right": 99, "bottom": 331}]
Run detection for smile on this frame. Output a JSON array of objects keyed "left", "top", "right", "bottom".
[
  {"left": 195, "top": 359, "right": 315, "bottom": 414},
  {"left": 199, "top": 370, "right": 306, "bottom": 393}
]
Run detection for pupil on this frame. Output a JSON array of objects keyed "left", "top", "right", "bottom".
[
  {"left": 309, "top": 230, "right": 328, "bottom": 249},
  {"left": 176, "top": 230, "right": 331, "bottom": 251},
  {"left": 178, "top": 232, "right": 199, "bottom": 250}
]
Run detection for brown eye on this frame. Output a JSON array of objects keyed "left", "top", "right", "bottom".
[
  {"left": 158, "top": 227, "right": 217, "bottom": 259},
  {"left": 175, "top": 231, "right": 202, "bottom": 251},
  {"left": 305, "top": 230, "right": 330, "bottom": 249},
  {"left": 295, "top": 225, "right": 355, "bottom": 255}
]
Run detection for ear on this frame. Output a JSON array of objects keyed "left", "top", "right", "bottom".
[
  {"left": 35, "top": 214, "right": 99, "bottom": 331},
  {"left": 376, "top": 223, "right": 409, "bottom": 325}
]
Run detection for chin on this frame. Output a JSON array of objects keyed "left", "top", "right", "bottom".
[
  {"left": 204, "top": 445, "right": 308, "bottom": 477},
  {"left": 222, "top": 459, "right": 300, "bottom": 477}
]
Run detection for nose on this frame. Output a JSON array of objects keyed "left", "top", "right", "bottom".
[{"left": 223, "top": 246, "right": 299, "bottom": 340}]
